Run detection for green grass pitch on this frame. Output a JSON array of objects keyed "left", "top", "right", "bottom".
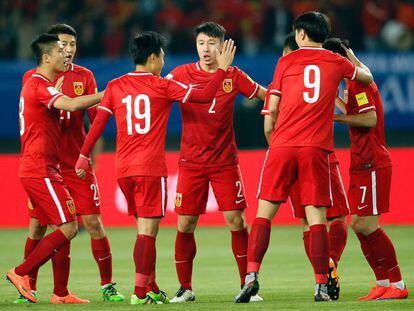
[{"left": 0, "top": 226, "right": 413, "bottom": 310}]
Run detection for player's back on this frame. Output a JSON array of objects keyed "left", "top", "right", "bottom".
[
  {"left": 269, "top": 47, "right": 356, "bottom": 151},
  {"left": 346, "top": 80, "right": 391, "bottom": 171},
  {"left": 103, "top": 72, "right": 181, "bottom": 177},
  {"left": 19, "top": 73, "right": 63, "bottom": 179}
]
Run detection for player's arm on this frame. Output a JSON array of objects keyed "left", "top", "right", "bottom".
[
  {"left": 334, "top": 110, "right": 377, "bottom": 128},
  {"left": 264, "top": 115, "right": 274, "bottom": 145},
  {"left": 335, "top": 97, "right": 347, "bottom": 114},
  {"left": 342, "top": 44, "right": 373, "bottom": 84},
  {"left": 54, "top": 91, "right": 104, "bottom": 112},
  {"left": 255, "top": 86, "right": 267, "bottom": 101},
  {"left": 268, "top": 94, "right": 280, "bottom": 124}
]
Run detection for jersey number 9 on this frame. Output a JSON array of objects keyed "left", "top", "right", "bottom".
[{"left": 303, "top": 65, "right": 320, "bottom": 104}]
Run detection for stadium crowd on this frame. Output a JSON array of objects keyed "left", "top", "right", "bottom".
[{"left": 1, "top": 0, "right": 414, "bottom": 59}]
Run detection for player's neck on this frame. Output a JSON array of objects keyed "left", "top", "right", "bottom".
[
  {"left": 135, "top": 65, "right": 152, "bottom": 74},
  {"left": 199, "top": 61, "right": 219, "bottom": 73},
  {"left": 36, "top": 66, "right": 57, "bottom": 82},
  {"left": 300, "top": 41, "right": 322, "bottom": 48}
]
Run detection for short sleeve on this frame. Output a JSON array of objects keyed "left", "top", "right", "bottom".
[
  {"left": 353, "top": 85, "right": 376, "bottom": 114},
  {"left": 35, "top": 82, "right": 64, "bottom": 109},
  {"left": 261, "top": 84, "right": 272, "bottom": 115},
  {"left": 340, "top": 56, "right": 357, "bottom": 81},
  {"left": 165, "top": 78, "right": 192, "bottom": 103},
  {"left": 97, "top": 82, "right": 113, "bottom": 115},
  {"left": 85, "top": 71, "right": 98, "bottom": 95},
  {"left": 236, "top": 68, "right": 259, "bottom": 99},
  {"left": 268, "top": 58, "right": 284, "bottom": 97},
  {"left": 165, "top": 66, "right": 181, "bottom": 81}
]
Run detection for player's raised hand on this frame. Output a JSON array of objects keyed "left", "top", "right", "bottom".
[
  {"left": 341, "top": 43, "right": 359, "bottom": 65},
  {"left": 217, "top": 39, "right": 236, "bottom": 71},
  {"left": 55, "top": 76, "right": 64, "bottom": 92},
  {"left": 75, "top": 154, "right": 90, "bottom": 179}
]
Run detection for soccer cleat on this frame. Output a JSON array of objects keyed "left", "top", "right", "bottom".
[
  {"left": 13, "top": 291, "right": 37, "bottom": 304},
  {"left": 314, "top": 283, "right": 332, "bottom": 302},
  {"left": 170, "top": 287, "right": 195, "bottom": 303},
  {"left": 6, "top": 268, "right": 37, "bottom": 303},
  {"left": 250, "top": 293, "right": 264, "bottom": 302},
  {"left": 130, "top": 294, "right": 156, "bottom": 305},
  {"left": 327, "top": 258, "right": 340, "bottom": 300},
  {"left": 147, "top": 290, "right": 169, "bottom": 304},
  {"left": 235, "top": 273, "right": 259, "bottom": 303},
  {"left": 50, "top": 293, "right": 90, "bottom": 304},
  {"left": 358, "top": 285, "right": 388, "bottom": 301},
  {"left": 102, "top": 282, "right": 124, "bottom": 302},
  {"left": 377, "top": 285, "right": 408, "bottom": 300}
]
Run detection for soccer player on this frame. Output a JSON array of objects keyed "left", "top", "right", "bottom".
[
  {"left": 6, "top": 33, "right": 103, "bottom": 303},
  {"left": 74, "top": 31, "right": 236, "bottom": 305},
  {"left": 165, "top": 21, "right": 266, "bottom": 303},
  {"left": 16, "top": 24, "right": 123, "bottom": 304},
  {"left": 324, "top": 38, "right": 409, "bottom": 300},
  {"left": 235, "top": 12, "right": 373, "bottom": 303},
  {"left": 262, "top": 32, "right": 349, "bottom": 301}
]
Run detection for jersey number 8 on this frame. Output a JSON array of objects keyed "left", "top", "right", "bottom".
[
  {"left": 122, "top": 94, "right": 151, "bottom": 135},
  {"left": 303, "top": 65, "right": 320, "bottom": 104}
]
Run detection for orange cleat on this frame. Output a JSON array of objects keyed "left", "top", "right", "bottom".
[
  {"left": 378, "top": 285, "right": 408, "bottom": 300},
  {"left": 358, "top": 285, "right": 388, "bottom": 301},
  {"left": 6, "top": 268, "right": 37, "bottom": 303},
  {"left": 50, "top": 293, "right": 90, "bottom": 304}
]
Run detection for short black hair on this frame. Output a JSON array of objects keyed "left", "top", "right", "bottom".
[
  {"left": 30, "top": 33, "right": 60, "bottom": 65},
  {"left": 129, "top": 31, "right": 166, "bottom": 65},
  {"left": 47, "top": 23, "right": 77, "bottom": 39},
  {"left": 194, "top": 21, "right": 226, "bottom": 42},
  {"left": 283, "top": 32, "right": 299, "bottom": 51},
  {"left": 322, "top": 37, "right": 349, "bottom": 58},
  {"left": 293, "top": 11, "right": 331, "bottom": 43}
]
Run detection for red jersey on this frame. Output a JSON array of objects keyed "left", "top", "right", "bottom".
[
  {"left": 261, "top": 100, "right": 339, "bottom": 164},
  {"left": 22, "top": 63, "right": 97, "bottom": 172},
  {"left": 345, "top": 80, "right": 392, "bottom": 172},
  {"left": 19, "top": 73, "right": 65, "bottom": 179},
  {"left": 268, "top": 47, "right": 357, "bottom": 151},
  {"left": 99, "top": 71, "right": 194, "bottom": 178},
  {"left": 167, "top": 62, "right": 259, "bottom": 167}
]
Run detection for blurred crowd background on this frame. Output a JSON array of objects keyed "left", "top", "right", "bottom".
[{"left": 1, "top": 0, "right": 414, "bottom": 60}]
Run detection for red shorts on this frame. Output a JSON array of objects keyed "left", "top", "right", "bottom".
[
  {"left": 258, "top": 147, "right": 332, "bottom": 207},
  {"left": 349, "top": 167, "right": 391, "bottom": 216},
  {"left": 21, "top": 177, "right": 76, "bottom": 227},
  {"left": 289, "top": 162, "right": 350, "bottom": 219},
  {"left": 117, "top": 176, "right": 167, "bottom": 218},
  {"left": 174, "top": 165, "right": 247, "bottom": 216},
  {"left": 61, "top": 169, "right": 101, "bottom": 215}
]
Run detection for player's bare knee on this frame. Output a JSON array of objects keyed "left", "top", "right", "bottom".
[
  {"left": 83, "top": 215, "right": 106, "bottom": 238},
  {"left": 350, "top": 217, "right": 366, "bottom": 233},
  {"left": 178, "top": 215, "right": 198, "bottom": 233},
  {"left": 224, "top": 213, "right": 245, "bottom": 230},
  {"left": 59, "top": 221, "right": 78, "bottom": 239}
]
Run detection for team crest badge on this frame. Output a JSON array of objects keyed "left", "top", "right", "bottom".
[
  {"left": 66, "top": 200, "right": 76, "bottom": 214},
  {"left": 28, "top": 199, "right": 34, "bottom": 210},
  {"left": 73, "top": 82, "right": 84, "bottom": 96},
  {"left": 223, "top": 79, "right": 233, "bottom": 93},
  {"left": 175, "top": 193, "right": 183, "bottom": 208}
]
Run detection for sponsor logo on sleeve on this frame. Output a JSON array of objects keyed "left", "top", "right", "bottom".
[
  {"left": 355, "top": 92, "right": 369, "bottom": 106},
  {"left": 73, "top": 82, "right": 84, "bottom": 96}
]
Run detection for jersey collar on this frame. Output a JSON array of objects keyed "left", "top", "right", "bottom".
[
  {"left": 128, "top": 71, "right": 153, "bottom": 76},
  {"left": 32, "top": 73, "right": 51, "bottom": 83}
]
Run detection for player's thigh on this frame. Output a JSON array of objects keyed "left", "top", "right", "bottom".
[
  {"left": 209, "top": 165, "right": 247, "bottom": 212},
  {"left": 327, "top": 163, "right": 350, "bottom": 220},
  {"left": 258, "top": 147, "right": 298, "bottom": 202},
  {"left": 62, "top": 169, "right": 101, "bottom": 216},
  {"left": 289, "top": 180, "right": 306, "bottom": 219},
  {"left": 118, "top": 176, "right": 167, "bottom": 218},
  {"left": 20, "top": 177, "right": 76, "bottom": 226},
  {"left": 348, "top": 167, "right": 391, "bottom": 217},
  {"left": 297, "top": 147, "right": 331, "bottom": 207},
  {"left": 174, "top": 167, "right": 209, "bottom": 215}
]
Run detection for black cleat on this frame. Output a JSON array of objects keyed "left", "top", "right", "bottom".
[
  {"left": 314, "top": 283, "right": 332, "bottom": 302},
  {"left": 235, "top": 273, "right": 259, "bottom": 303},
  {"left": 327, "top": 259, "right": 340, "bottom": 300}
]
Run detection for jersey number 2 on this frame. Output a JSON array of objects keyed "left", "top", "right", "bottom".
[
  {"left": 122, "top": 94, "right": 151, "bottom": 135},
  {"left": 303, "top": 65, "right": 320, "bottom": 104}
]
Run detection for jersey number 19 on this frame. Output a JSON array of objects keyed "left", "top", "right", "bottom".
[{"left": 122, "top": 94, "right": 151, "bottom": 135}]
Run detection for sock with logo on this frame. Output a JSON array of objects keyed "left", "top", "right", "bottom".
[{"left": 91, "top": 236, "right": 112, "bottom": 286}]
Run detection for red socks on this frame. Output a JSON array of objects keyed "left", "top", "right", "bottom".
[
  {"left": 52, "top": 241, "right": 70, "bottom": 296},
  {"left": 24, "top": 237, "right": 40, "bottom": 290},
  {"left": 309, "top": 224, "right": 329, "bottom": 284},
  {"left": 328, "top": 220, "right": 348, "bottom": 266},
  {"left": 247, "top": 217, "right": 271, "bottom": 273},
  {"left": 134, "top": 234, "right": 156, "bottom": 298},
  {"left": 356, "top": 232, "right": 388, "bottom": 280},
  {"left": 365, "top": 228, "right": 402, "bottom": 283},
  {"left": 175, "top": 231, "right": 196, "bottom": 290},
  {"left": 303, "top": 231, "right": 311, "bottom": 262},
  {"left": 91, "top": 236, "right": 112, "bottom": 285},
  {"left": 16, "top": 230, "right": 69, "bottom": 276},
  {"left": 231, "top": 228, "right": 249, "bottom": 286},
  {"left": 147, "top": 244, "right": 159, "bottom": 293}
]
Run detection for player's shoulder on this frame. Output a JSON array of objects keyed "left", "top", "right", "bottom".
[
  {"left": 71, "top": 63, "right": 94, "bottom": 77},
  {"left": 22, "top": 68, "right": 37, "bottom": 85},
  {"left": 170, "top": 62, "right": 196, "bottom": 75}
]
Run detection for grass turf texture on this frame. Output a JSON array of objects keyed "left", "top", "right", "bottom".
[{"left": 0, "top": 226, "right": 413, "bottom": 310}]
